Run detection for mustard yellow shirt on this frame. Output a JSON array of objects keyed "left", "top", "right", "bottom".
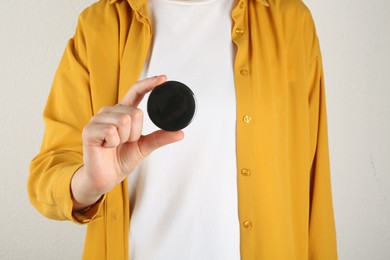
[{"left": 28, "top": 0, "right": 338, "bottom": 259}]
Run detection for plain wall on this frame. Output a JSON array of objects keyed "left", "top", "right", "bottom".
[{"left": 0, "top": 0, "right": 389, "bottom": 259}]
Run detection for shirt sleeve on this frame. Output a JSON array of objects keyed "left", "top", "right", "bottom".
[
  {"left": 28, "top": 15, "right": 105, "bottom": 224},
  {"left": 306, "top": 13, "right": 338, "bottom": 258}
]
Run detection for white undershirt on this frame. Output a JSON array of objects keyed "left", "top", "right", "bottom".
[{"left": 128, "top": 0, "right": 240, "bottom": 258}]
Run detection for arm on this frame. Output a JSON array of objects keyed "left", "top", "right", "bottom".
[
  {"left": 306, "top": 20, "right": 338, "bottom": 259},
  {"left": 28, "top": 17, "right": 183, "bottom": 223},
  {"left": 28, "top": 20, "right": 94, "bottom": 222}
]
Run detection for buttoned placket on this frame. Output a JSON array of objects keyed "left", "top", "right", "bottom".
[{"left": 231, "top": 0, "right": 269, "bottom": 246}]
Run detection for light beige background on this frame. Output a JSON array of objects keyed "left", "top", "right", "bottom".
[{"left": 0, "top": 0, "right": 389, "bottom": 259}]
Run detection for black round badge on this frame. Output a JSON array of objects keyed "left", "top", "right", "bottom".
[{"left": 147, "top": 81, "right": 196, "bottom": 131}]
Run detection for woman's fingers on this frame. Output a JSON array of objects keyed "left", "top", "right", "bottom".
[
  {"left": 82, "top": 122, "right": 120, "bottom": 147},
  {"left": 127, "top": 108, "right": 143, "bottom": 142},
  {"left": 138, "top": 130, "right": 184, "bottom": 158},
  {"left": 85, "top": 105, "right": 144, "bottom": 147},
  {"left": 88, "top": 73, "right": 168, "bottom": 147},
  {"left": 119, "top": 75, "right": 167, "bottom": 107},
  {"left": 76, "top": 76, "right": 184, "bottom": 205},
  {"left": 84, "top": 75, "right": 167, "bottom": 147}
]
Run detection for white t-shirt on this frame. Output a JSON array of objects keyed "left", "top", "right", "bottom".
[{"left": 128, "top": 0, "right": 240, "bottom": 258}]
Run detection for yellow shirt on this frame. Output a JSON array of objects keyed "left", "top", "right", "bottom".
[{"left": 28, "top": 0, "right": 338, "bottom": 259}]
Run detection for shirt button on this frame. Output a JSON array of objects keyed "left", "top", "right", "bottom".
[
  {"left": 240, "top": 68, "right": 249, "bottom": 77},
  {"left": 239, "top": 1, "right": 245, "bottom": 8},
  {"left": 243, "top": 115, "right": 252, "bottom": 124},
  {"left": 241, "top": 168, "right": 251, "bottom": 176},
  {"left": 235, "top": 27, "right": 245, "bottom": 35},
  {"left": 243, "top": 220, "right": 253, "bottom": 230}
]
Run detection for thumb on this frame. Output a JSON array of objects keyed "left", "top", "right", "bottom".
[{"left": 138, "top": 130, "right": 184, "bottom": 158}]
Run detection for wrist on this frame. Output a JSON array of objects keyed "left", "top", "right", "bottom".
[{"left": 71, "top": 166, "right": 104, "bottom": 211}]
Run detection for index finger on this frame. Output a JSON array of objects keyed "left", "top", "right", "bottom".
[{"left": 119, "top": 75, "right": 167, "bottom": 107}]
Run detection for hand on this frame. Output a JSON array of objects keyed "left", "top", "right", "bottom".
[{"left": 71, "top": 75, "right": 184, "bottom": 210}]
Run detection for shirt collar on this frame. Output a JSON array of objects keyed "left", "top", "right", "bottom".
[
  {"left": 109, "top": 0, "right": 269, "bottom": 6},
  {"left": 109, "top": 0, "right": 149, "bottom": 16}
]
